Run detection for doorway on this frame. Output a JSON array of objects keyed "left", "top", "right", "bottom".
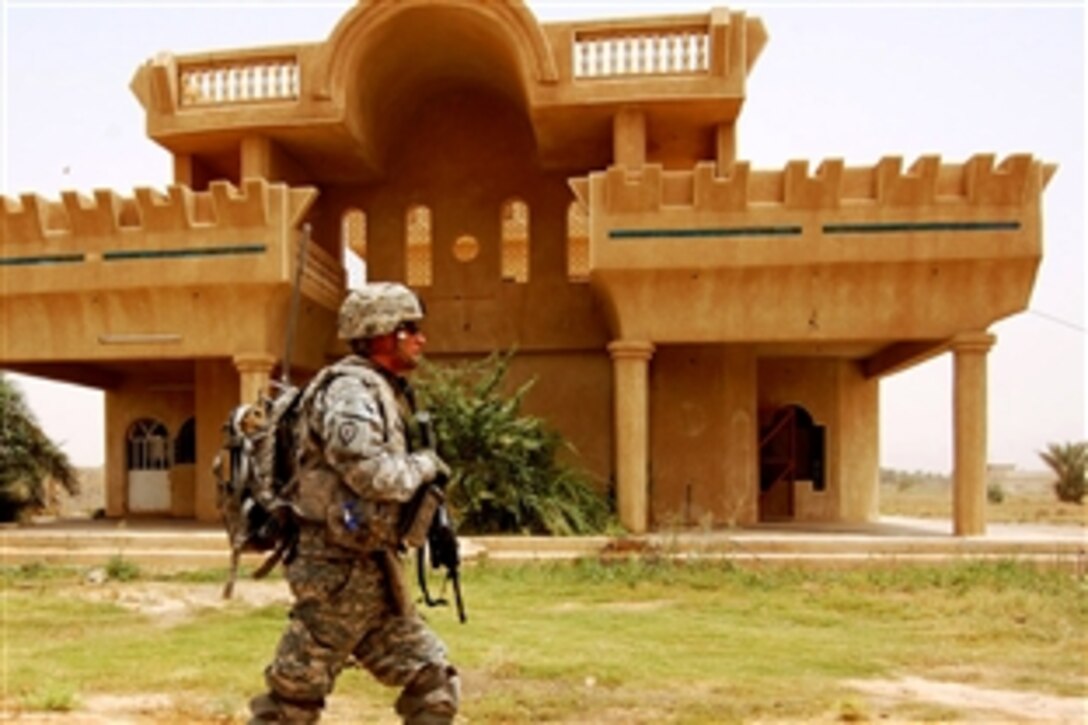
[
  {"left": 758, "top": 405, "right": 826, "bottom": 520},
  {"left": 126, "top": 418, "right": 171, "bottom": 513}
]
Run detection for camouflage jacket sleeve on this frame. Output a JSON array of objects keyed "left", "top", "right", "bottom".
[{"left": 314, "top": 373, "right": 435, "bottom": 502}]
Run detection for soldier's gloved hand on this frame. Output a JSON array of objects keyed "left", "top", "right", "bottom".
[{"left": 414, "top": 449, "right": 451, "bottom": 485}]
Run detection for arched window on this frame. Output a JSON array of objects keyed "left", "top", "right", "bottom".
[
  {"left": 405, "top": 205, "right": 433, "bottom": 287},
  {"left": 341, "top": 208, "right": 367, "bottom": 287},
  {"left": 174, "top": 417, "right": 196, "bottom": 465},
  {"left": 127, "top": 418, "right": 171, "bottom": 471},
  {"left": 567, "top": 201, "right": 590, "bottom": 282},
  {"left": 501, "top": 198, "right": 529, "bottom": 283}
]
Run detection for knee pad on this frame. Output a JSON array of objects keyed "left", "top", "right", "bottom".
[{"left": 394, "top": 664, "right": 460, "bottom": 724}]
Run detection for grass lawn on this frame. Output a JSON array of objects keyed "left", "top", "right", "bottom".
[{"left": 3, "top": 557, "right": 1085, "bottom": 723}]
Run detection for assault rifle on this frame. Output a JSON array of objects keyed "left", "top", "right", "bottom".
[{"left": 400, "top": 411, "right": 466, "bottom": 623}]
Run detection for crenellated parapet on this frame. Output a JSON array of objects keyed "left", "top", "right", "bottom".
[
  {"left": 1, "top": 179, "right": 314, "bottom": 245},
  {"left": 574, "top": 153, "right": 1054, "bottom": 215},
  {"left": 0, "top": 180, "right": 339, "bottom": 306}
]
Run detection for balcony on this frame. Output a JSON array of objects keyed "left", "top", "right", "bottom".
[
  {"left": 130, "top": 7, "right": 766, "bottom": 175},
  {"left": 178, "top": 53, "right": 301, "bottom": 107},
  {"left": 570, "top": 154, "right": 1053, "bottom": 345},
  {"left": 0, "top": 180, "right": 341, "bottom": 368},
  {"left": 0, "top": 180, "right": 331, "bottom": 297}
]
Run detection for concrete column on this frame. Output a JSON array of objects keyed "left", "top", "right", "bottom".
[
  {"left": 716, "top": 123, "right": 737, "bottom": 176},
  {"left": 233, "top": 353, "right": 277, "bottom": 404},
  {"left": 241, "top": 134, "right": 272, "bottom": 180},
  {"left": 104, "top": 391, "right": 125, "bottom": 518},
  {"left": 608, "top": 340, "right": 655, "bottom": 533},
  {"left": 951, "top": 332, "right": 996, "bottom": 536},
  {"left": 612, "top": 108, "right": 646, "bottom": 169},
  {"left": 195, "top": 359, "right": 239, "bottom": 522},
  {"left": 722, "top": 345, "right": 758, "bottom": 526},
  {"left": 173, "top": 154, "right": 194, "bottom": 187}
]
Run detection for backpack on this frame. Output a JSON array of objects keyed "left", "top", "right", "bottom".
[{"left": 214, "top": 385, "right": 304, "bottom": 599}]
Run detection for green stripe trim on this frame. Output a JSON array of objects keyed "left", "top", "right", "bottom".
[
  {"left": 823, "top": 221, "right": 1020, "bottom": 234},
  {"left": 103, "top": 243, "right": 267, "bottom": 261},
  {"left": 0, "top": 253, "right": 85, "bottom": 267},
  {"left": 610, "top": 226, "right": 802, "bottom": 239}
]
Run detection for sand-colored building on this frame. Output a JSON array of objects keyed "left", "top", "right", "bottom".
[{"left": 0, "top": 1, "right": 1052, "bottom": 535}]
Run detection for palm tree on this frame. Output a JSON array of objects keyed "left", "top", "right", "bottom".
[
  {"left": 1038, "top": 441, "right": 1087, "bottom": 505},
  {"left": 0, "top": 374, "right": 79, "bottom": 521}
]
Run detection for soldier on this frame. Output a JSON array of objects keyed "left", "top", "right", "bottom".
[{"left": 249, "top": 282, "right": 459, "bottom": 724}]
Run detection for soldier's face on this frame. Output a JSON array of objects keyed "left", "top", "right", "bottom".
[
  {"left": 378, "top": 320, "right": 423, "bottom": 372},
  {"left": 395, "top": 321, "right": 426, "bottom": 370},
  {"left": 368, "top": 321, "right": 426, "bottom": 374}
]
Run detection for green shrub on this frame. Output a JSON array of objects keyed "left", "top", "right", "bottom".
[
  {"left": 415, "top": 352, "right": 614, "bottom": 535},
  {"left": 105, "top": 555, "right": 141, "bottom": 582},
  {"left": 986, "top": 483, "right": 1005, "bottom": 504},
  {"left": 24, "top": 684, "right": 78, "bottom": 712}
]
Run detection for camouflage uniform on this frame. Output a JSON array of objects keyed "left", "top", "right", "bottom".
[{"left": 250, "top": 284, "right": 458, "bottom": 724}]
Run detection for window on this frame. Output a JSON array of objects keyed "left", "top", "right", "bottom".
[
  {"left": 174, "top": 417, "right": 196, "bottom": 465},
  {"left": 405, "top": 205, "right": 433, "bottom": 287},
  {"left": 567, "top": 201, "right": 590, "bottom": 281},
  {"left": 127, "top": 418, "right": 171, "bottom": 471},
  {"left": 453, "top": 234, "right": 480, "bottom": 263},
  {"left": 341, "top": 208, "right": 367, "bottom": 287},
  {"left": 341, "top": 208, "right": 366, "bottom": 260},
  {"left": 500, "top": 198, "right": 529, "bottom": 283}
]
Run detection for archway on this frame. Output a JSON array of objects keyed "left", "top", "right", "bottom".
[{"left": 758, "top": 405, "right": 826, "bottom": 521}]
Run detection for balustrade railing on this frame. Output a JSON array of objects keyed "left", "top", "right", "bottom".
[
  {"left": 573, "top": 24, "right": 710, "bottom": 78},
  {"left": 179, "top": 57, "right": 300, "bottom": 107}
]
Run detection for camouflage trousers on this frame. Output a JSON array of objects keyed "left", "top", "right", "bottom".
[{"left": 251, "top": 534, "right": 458, "bottom": 723}]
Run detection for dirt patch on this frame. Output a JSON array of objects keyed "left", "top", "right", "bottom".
[
  {"left": 846, "top": 676, "right": 1088, "bottom": 722},
  {"left": 7, "top": 676, "right": 1086, "bottom": 723},
  {"left": 75, "top": 578, "right": 290, "bottom": 624}
]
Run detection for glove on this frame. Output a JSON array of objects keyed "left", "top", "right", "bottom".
[{"left": 414, "top": 449, "right": 451, "bottom": 485}]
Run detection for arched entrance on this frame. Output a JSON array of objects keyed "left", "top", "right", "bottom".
[
  {"left": 126, "top": 418, "right": 171, "bottom": 513},
  {"left": 758, "top": 405, "right": 826, "bottom": 521}
]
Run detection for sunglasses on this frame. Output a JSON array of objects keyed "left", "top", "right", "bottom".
[{"left": 395, "top": 321, "right": 422, "bottom": 336}]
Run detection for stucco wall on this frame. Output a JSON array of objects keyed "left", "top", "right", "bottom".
[
  {"left": 836, "top": 362, "right": 879, "bottom": 522},
  {"left": 650, "top": 344, "right": 757, "bottom": 528},
  {"left": 508, "top": 351, "right": 613, "bottom": 488}
]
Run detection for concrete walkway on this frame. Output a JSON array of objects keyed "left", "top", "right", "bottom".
[{"left": 2, "top": 515, "right": 1084, "bottom": 570}]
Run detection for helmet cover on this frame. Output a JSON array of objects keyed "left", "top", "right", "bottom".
[{"left": 337, "top": 282, "right": 424, "bottom": 341}]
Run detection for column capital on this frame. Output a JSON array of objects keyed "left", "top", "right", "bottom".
[
  {"left": 607, "top": 340, "right": 655, "bottom": 361},
  {"left": 950, "top": 331, "right": 996, "bottom": 354},
  {"left": 232, "top": 352, "right": 278, "bottom": 374}
]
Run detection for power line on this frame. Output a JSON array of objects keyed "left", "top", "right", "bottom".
[{"left": 1027, "top": 308, "right": 1086, "bottom": 333}]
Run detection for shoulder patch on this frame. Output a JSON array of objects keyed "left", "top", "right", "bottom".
[{"left": 338, "top": 421, "right": 359, "bottom": 446}]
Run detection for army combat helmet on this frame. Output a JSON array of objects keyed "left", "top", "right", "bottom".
[{"left": 338, "top": 282, "right": 424, "bottom": 341}]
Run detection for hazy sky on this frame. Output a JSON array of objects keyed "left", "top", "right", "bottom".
[{"left": 1, "top": 1, "right": 1084, "bottom": 473}]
